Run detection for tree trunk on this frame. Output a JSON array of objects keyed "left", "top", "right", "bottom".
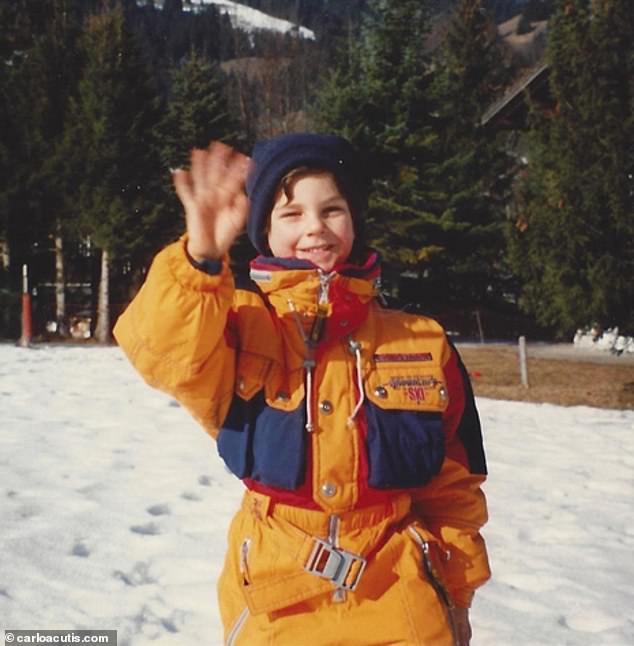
[
  {"left": 54, "top": 219, "right": 68, "bottom": 336},
  {"left": 94, "top": 248, "right": 110, "bottom": 343}
]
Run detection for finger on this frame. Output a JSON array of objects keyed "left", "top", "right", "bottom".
[
  {"left": 228, "top": 193, "right": 249, "bottom": 233},
  {"left": 206, "top": 141, "right": 235, "bottom": 187},
  {"left": 221, "top": 150, "right": 251, "bottom": 196},
  {"left": 172, "top": 169, "right": 195, "bottom": 211},
  {"left": 190, "top": 148, "right": 214, "bottom": 197},
  {"left": 207, "top": 142, "right": 250, "bottom": 187}
]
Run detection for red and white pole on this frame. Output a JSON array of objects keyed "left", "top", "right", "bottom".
[{"left": 20, "top": 263, "right": 32, "bottom": 347}]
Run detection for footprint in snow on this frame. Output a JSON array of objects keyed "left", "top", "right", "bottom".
[
  {"left": 161, "top": 618, "right": 179, "bottom": 633},
  {"left": 130, "top": 522, "right": 161, "bottom": 536},
  {"left": 71, "top": 541, "right": 90, "bottom": 558},
  {"left": 113, "top": 561, "right": 156, "bottom": 587},
  {"left": 181, "top": 491, "right": 202, "bottom": 502},
  {"left": 146, "top": 503, "right": 170, "bottom": 516},
  {"left": 198, "top": 475, "right": 213, "bottom": 486}
]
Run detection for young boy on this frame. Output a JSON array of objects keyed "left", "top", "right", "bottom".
[{"left": 114, "top": 133, "right": 490, "bottom": 645}]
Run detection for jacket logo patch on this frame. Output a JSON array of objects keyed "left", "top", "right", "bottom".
[
  {"left": 406, "top": 386, "right": 426, "bottom": 403},
  {"left": 388, "top": 376, "right": 439, "bottom": 389},
  {"left": 388, "top": 376, "right": 443, "bottom": 404},
  {"left": 374, "top": 353, "right": 433, "bottom": 363}
]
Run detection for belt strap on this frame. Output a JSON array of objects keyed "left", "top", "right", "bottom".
[
  {"left": 240, "top": 491, "right": 411, "bottom": 616},
  {"left": 242, "top": 530, "right": 334, "bottom": 615}
]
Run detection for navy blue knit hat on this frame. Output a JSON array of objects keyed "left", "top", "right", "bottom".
[{"left": 245, "top": 133, "right": 367, "bottom": 255}]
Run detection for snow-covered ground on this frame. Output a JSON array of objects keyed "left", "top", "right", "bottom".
[{"left": 1, "top": 344, "right": 633, "bottom": 645}]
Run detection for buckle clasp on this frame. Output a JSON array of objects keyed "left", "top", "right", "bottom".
[{"left": 304, "top": 538, "right": 367, "bottom": 591}]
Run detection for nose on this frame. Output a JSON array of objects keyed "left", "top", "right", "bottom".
[{"left": 304, "top": 211, "right": 326, "bottom": 235}]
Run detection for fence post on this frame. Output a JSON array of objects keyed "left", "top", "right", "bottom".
[
  {"left": 474, "top": 309, "right": 485, "bottom": 344},
  {"left": 518, "top": 335, "right": 529, "bottom": 388},
  {"left": 19, "top": 264, "right": 32, "bottom": 347}
]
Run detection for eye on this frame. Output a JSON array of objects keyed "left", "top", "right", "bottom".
[{"left": 274, "top": 209, "right": 301, "bottom": 219}]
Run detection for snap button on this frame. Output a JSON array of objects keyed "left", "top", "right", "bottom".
[
  {"left": 237, "top": 377, "right": 245, "bottom": 391},
  {"left": 439, "top": 386, "right": 448, "bottom": 401},
  {"left": 321, "top": 482, "right": 337, "bottom": 497},
  {"left": 276, "top": 391, "right": 290, "bottom": 401},
  {"left": 319, "top": 400, "right": 333, "bottom": 414},
  {"left": 373, "top": 385, "right": 388, "bottom": 399}
]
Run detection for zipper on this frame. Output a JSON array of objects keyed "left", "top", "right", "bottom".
[
  {"left": 407, "top": 526, "right": 458, "bottom": 646},
  {"left": 239, "top": 538, "right": 252, "bottom": 585},
  {"left": 226, "top": 606, "right": 249, "bottom": 646},
  {"left": 287, "top": 270, "right": 335, "bottom": 434}
]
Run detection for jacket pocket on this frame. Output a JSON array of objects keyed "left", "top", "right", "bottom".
[
  {"left": 218, "top": 390, "right": 307, "bottom": 490},
  {"left": 407, "top": 524, "right": 459, "bottom": 644},
  {"left": 364, "top": 402, "right": 445, "bottom": 488},
  {"left": 407, "top": 525, "right": 454, "bottom": 609},
  {"left": 363, "top": 363, "right": 447, "bottom": 489}
]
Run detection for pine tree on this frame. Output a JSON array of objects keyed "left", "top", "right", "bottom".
[
  {"left": 426, "top": 0, "right": 512, "bottom": 306},
  {"left": 315, "top": 0, "right": 512, "bottom": 309},
  {"left": 160, "top": 53, "right": 241, "bottom": 170},
  {"left": 314, "top": 0, "right": 438, "bottom": 280},
  {"left": 60, "top": 3, "right": 162, "bottom": 342},
  {"left": 156, "top": 52, "right": 243, "bottom": 257},
  {"left": 0, "top": 0, "right": 84, "bottom": 334},
  {"left": 507, "top": 0, "right": 634, "bottom": 335}
]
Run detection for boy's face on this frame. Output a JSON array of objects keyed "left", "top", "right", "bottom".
[{"left": 267, "top": 172, "right": 355, "bottom": 272}]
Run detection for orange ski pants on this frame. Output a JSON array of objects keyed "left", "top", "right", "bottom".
[{"left": 218, "top": 490, "right": 456, "bottom": 646}]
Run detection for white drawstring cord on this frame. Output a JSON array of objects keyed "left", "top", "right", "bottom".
[
  {"left": 305, "top": 363, "right": 315, "bottom": 432},
  {"left": 347, "top": 339, "right": 365, "bottom": 427}
]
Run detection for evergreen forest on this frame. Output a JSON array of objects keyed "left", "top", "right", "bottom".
[{"left": 1, "top": 0, "right": 632, "bottom": 342}]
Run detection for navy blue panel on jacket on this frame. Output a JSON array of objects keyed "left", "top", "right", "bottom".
[
  {"left": 363, "top": 402, "right": 445, "bottom": 489},
  {"left": 448, "top": 340, "right": 487, "bottom": 475},
  {"left": 217, "top": 390, "right": 307, "bottom": 490}
]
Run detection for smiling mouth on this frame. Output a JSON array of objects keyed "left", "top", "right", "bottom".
[{"left": 299, "top": 245, "right": 333, "bottom": 253}]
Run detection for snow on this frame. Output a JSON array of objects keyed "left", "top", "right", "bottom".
[
  {"left": 1, "top": 344, "right": 633, "bottom": 645},
  {"left": 184, "top": 0, "right": 315, "bottom": 40}
]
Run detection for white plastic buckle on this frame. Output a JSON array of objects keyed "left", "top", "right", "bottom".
[{"left": 304, "top": 538, "right": 367, "bottom": 591}]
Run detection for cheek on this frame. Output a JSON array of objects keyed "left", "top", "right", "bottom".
[
  {"left": 337, "top": 219, "right": 356, "bottom": 255},
  {"left": 267, "top": 222, "right": 294, "bottom": 256}
]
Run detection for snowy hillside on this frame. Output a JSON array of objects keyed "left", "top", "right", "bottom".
[
  {"left": 1, "top": 344, "right": 633, "bottom": 645},
  {"left": 184, "top": 0, "right": 315, "bottom": 40}
]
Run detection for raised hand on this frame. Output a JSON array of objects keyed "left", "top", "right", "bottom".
[{"left": 172, "top": 142, "right": 250, "bottom": 262}]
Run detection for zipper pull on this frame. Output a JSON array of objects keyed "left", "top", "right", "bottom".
[
  {"left": 309, "top": 271, "right": 334, "bottom": 344},
  {"left": 239, "top": 538, "right": 252, "bottom": 585}
]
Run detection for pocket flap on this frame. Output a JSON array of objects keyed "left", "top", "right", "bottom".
[
  {"left": 264, "top": 365, "right": 305, "bottom": 411},
  {"left": 235, "top": 352, "right": 272, "bottom": 400},
  {"left": 365, "top": 366, "right": 449, "bottom": 412}
]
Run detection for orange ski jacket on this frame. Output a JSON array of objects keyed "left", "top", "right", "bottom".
[{"left": 114, "top": 238, "right": 490, "bottom": 610}]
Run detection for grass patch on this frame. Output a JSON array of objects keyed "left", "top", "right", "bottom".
[{"left": 458, "top": 345, "right": 634, "bottom": 410}]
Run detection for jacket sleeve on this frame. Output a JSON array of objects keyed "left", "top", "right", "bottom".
[
  {"left": 113, "top": 238, "right": 236, "bottom": 439},
  {"left": 411, "top": 344, "right": 491, "bottom": 608}
]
